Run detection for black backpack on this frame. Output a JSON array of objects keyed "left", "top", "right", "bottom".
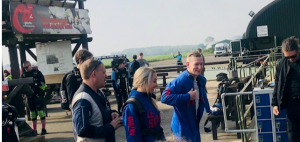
[
  {"left": 129, "top": 61, "right": 138, "bottom": 76},
  {"left": 122, "top": 97, "right": 164, "bottom": 140},
  {"left": 216, "top": 73, "right": 228, "bottom": 81},
  {"left": 60, "top": 71, "right": 72, "bottom": 110}
]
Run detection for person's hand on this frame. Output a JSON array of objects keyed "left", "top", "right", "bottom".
[
  {"left": 273, "top": 106, "right": 279, "bottom": 116},
  {"left": 110, "top": 117, "right": 123, "bottom": 130},
  {"left": 188, "top": 88, "right": 197, "bottom": 100},
  {"left": 111, "top": 112, "right": 120, "bottom": 119}
]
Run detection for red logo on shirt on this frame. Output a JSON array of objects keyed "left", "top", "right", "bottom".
[
  {"left": 147, "top": 109, "right": 160, "bottom": 128},
  {"left": 127, "top": 116, "right": 136, "bottom": 135},
  {"left": 165, "top": 88, "right": 171, "bottom": 96},
  {"left": 187, "top": 100, "right": 195, "bottom": 107}
]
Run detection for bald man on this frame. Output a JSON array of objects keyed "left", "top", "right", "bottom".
[{"left": 22, "top": 61, "right": 47, "bottom": 135}]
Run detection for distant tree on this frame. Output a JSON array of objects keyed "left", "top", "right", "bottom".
[
  {"left": 197, "top": 43, "right": 205, "bottom": 49},
  {"left": 205, "top": 36, "right": 215, "bottom": 45}
]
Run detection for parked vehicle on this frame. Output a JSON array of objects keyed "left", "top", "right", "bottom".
[
  {"left": 230, "top": 40, "right": 241, "bottom": 57},
  {"left": 214, "top": 43, "right": 229, "bottom": 57}
]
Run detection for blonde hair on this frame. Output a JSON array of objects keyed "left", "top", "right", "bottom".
[
  {"left": 133, "top": 67, "right": 158, "bottom": 109},
  {"left": 186, "top": 50, "right": 202, "bottom": 61}
]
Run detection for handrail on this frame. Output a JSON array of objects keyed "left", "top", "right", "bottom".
[
  {"left": 222, "top": 46, "right": 281, "bottom": 142},
  {"left": 221, "top": 92, "right": 256, "bottom": 133},
  {"left": 236, "top": 54, "right": 270, "bottom": 142}
]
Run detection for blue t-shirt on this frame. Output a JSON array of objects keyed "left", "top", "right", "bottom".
[{"left": 173, "top": 54, "right": 182, "bottom": 61}]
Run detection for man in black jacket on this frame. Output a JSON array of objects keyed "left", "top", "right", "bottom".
[
  {"left": 22, "top": 61, "right": 47, "bottom": 135},
  {"left": 64, "top": 49, "right": 93, "bottom": 107},
  {"left": 129, "top": 54, "right": 140, "bottom": 76},
  {"left": 272, "top": 36, "right": 300, "bottom": 142},
  {"left": 111, "top": 58, "right": 132, "bottom": 113}
]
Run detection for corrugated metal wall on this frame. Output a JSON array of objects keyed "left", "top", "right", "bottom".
[{"left": 245, "top": 0, "right": 300, "bottom": 46}]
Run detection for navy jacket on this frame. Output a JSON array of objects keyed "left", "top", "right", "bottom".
[
  {"left": 111, "top": 67, "right": 132, "bottom": 92},
  {"left": 161, "top": 70, "right": 210, "bottom": 142},
  {"left": 72, "top": 83, "right": 115, "bottom": 142}
]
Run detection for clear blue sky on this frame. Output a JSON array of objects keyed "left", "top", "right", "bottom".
[{"left": 2, "top": 0, "right": 273, "bottom": 66}]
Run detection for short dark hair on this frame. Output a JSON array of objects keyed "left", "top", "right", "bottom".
[
  {"left": 75, "top": 49, "right": 93, "bottom": 64},
  {"left": 139, "top": 52, "right": 143, "bottom": 56},
  {"left": 197, "top": 48, "right": 202, "bottom": 52},
  {"left": 118, "top": 58, "right": 125, "bottom": 65},
  {"left": 282, "top": 36, "right": 299, "bottom": 52},
  {"left": 133, "top": 55, "right": 137, "bottom": 59},
  {"left": 4, "top": 70, "right": 10, "bottom": 75}
]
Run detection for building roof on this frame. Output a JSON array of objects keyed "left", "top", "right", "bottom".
[
  {"left": 245, "top": 0, "right": 300, "bottom": 45},
  {"left": 205, "top": 39, "right": 231, "bottom": 49}
]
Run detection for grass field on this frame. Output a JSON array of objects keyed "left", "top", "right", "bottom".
[{"left": 102, "top": 51, "right": 213, "bottom": 68}]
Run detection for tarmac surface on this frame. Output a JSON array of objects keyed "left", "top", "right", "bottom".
[{"left": 25, "top": 55, "right": 245, "bottom": 142}]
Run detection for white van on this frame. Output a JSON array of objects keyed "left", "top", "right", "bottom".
[{"left": 214, "top": 43, "right": 229, "bottom": 57}]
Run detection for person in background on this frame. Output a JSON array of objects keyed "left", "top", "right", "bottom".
[
  {"left": 161, "top": 51, "right": 210, "bottom": 142},
  {"left": 124, "top": 56, "right": 130, "bottom": 69},
  {"left": 22, "top": 61, "right": 47, "bottom": 135},
  {"left": 137, "top": 52, "right": 149, "bottom": 67},
  {"left": 72, "top": 58, "right": 122, "bottom": 142},
  {"left": 173, "top": 51, "right": 183, "bottom": 73},
  {"left": 112, "top": 58, "right": 132, "bottom": 113},
  {"left": 255, "top": 55, "right": 268, "bottom": 83},
  {"left": 242, "top": 47, "right": 249, "bottom": 56},
  {"left": 129, "top": 54, "right": 140, "bottom": 76},
  {"left": 4, "top": 69, "right": 12, "bottom": 81},
  {"left": 63, "top": 49, "right": 93, "bottom": 109},
  {"left": 122, "top": 67, "right": 165, "bottom": 142},
  {"left": 272, "top": 36, "right": 300, "bottom": 142},
  {"left": 197, "top": 48, "right": 205, "bottom": 76}
]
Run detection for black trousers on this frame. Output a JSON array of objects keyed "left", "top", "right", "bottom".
[
  {"left": 115, "top": 89, "right": 128, "bottom": 113},
  {"left": 286, "top": 98, "right": 300, "bottom": 142},
  {"left": 177, "top": 61, "right": 183, "bottom": 73}
]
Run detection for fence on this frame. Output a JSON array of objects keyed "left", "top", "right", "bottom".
[{"left": 221, "top": 46, "right": 281, "bottom": 142}]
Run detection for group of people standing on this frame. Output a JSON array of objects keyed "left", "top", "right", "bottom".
[
  {"left": 65, "top": 48, "right": 209, "bottom": 142},
  {"left": 10, "top": 36, "right": 300, "bottom": 142},
  {"left": 68, "top": 37, "right": 300, "bottom": 142},
  {"left": 8, "top": 47, "right": 208, "bottom": 141},
  {"left": 111, "top": 52, "right": 150, "bottom": 114}
]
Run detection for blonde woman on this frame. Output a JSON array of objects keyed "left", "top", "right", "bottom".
[{"left": 122, "top": 67, "right": 165, "bottom": 142}]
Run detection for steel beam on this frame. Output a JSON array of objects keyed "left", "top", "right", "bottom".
[
  {"left": 8, "top": 45, "right": 20, "bottom": 79},
  {"left": 72, "top": 42, "right": 82, "bottom": 57},
  {"left": 18, "top": 44, "right": 27, "bottom": 73},
  {"left": 24, "top": 47, "right": 37, "bottom": 61}
]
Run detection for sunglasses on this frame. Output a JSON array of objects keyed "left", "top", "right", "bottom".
[
  {"left": 285, "top": 54, "right": 297, "bottom": 59},
  {"left": 90, "top": 57, "right": 103, "bottom": 75},
  {"left": 23, "top": 66, "right": 30, "bottom": 69}
]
